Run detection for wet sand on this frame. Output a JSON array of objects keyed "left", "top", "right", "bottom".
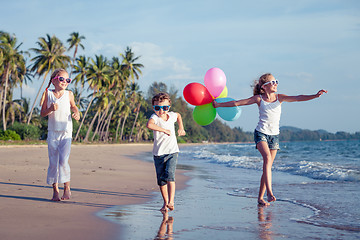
[{"left": 0, "top": 144, "right": 188, "bottom": 240}]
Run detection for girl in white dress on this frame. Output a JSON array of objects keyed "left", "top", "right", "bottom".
[{"left": 40, "top": 68, "right": 80, "bottom": 201}]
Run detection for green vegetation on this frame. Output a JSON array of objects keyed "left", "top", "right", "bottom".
[
  {"left": 0, "top": 129, "right": 21, "bottom": 140},
  {"left": 1, "top": 31, "right": 359, "bottom": 144}
]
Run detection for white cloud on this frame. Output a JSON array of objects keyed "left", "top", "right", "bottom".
[
  {"left": 87, "top": 41, "right": 124, "bottom": 56},
  {"left": 21, "top": 84, "right": 36, "bottom": 97},
  {"left": 130, "top": 42, "right": 192, "bottom": 73}
]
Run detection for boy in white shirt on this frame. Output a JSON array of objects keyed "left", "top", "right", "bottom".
[{"left": 147, "top": 92, "right": 186, "bottom": 212}]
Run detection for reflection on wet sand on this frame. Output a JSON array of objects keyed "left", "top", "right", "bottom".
[
  {"left": 155, "top": 212, "right": 174, "bottom": 240},
  {"left": 258, "top": 206, "right": 273, "bottom": 240}
]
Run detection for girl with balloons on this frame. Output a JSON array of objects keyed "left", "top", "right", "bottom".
[{"left": 213, "top": 73, "right": 327, "bottom": 206}]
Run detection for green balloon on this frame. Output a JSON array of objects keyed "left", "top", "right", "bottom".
[{"left": 193, "top": 103, "right": 216, "bottom": 126}]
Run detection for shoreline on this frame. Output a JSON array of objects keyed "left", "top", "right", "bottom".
[{"left": 0, "top": 144, "right": 189, "bottom": 240}]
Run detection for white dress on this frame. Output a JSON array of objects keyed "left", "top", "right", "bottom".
[{"left": 46, "top": 90, "right": 72, "bottom": 185}]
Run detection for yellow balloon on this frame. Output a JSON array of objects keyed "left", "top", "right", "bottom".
[{"left": 218, "top": 86, "right": 228, "bottom": 98}]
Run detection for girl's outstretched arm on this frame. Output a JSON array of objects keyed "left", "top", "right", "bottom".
[
  {"left": 213, "top": 95, "right": 259, "bottom": 108},
  {"left": 279, "top": 90, "right": 327, "bottom": 103}
]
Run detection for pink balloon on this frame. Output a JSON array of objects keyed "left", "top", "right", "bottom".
[{"left": 204, "top": 68, "right": 226, "bottom": 98}]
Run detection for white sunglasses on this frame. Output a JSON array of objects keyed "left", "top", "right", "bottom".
[{"left": 262, "top": 79, "right": 279, "bottom": 87}]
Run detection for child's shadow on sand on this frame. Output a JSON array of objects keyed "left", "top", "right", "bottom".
[{"left": 0, "top": 181, "right": 153, "bottom": 208}]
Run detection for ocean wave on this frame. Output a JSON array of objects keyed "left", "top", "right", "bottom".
[{"left": 182, "top": 146, "right": 360, "bottom": 182}]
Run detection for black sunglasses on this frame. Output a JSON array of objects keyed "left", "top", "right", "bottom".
[{"left": 153, "top": 105, "right": 170, "bottom": 111}]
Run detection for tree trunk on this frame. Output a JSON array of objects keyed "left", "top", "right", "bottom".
[
  {"left": 74, "top": 90, "right": 96, "bottom": 141},
  {"left": 76, "top": 84, "right": 84, "bottom": 106},
  {"left": 84, "top": 110, "right": 99, "bottom": 142},
  {"left": 129, "top": 103, "right": 141, "bottom": 142},
  {"left": 0, "top": 85, "right": 3, "bottom": 120},
  {"left": 120, "top": 114, "right": 128, "bottom": 141},
  {"left": 27, "top": 68, "right": 51, "bottom": 124},
  {"left": 91, "top": 110, "right": 104, "bottom": 142},
  {"left": 103, "top": 105, "right": 115, "bottom": 142},
  {"left": 98, "top": 105, "right": 111, "bottom": 141},
  {"left": 115, "top": 117, "right": 122, "bottom": 142},
  {"left": 91, "top": 104, "right": 107, "bottom": 141},
  {"left": 2, "top": 66, "right": 10, "bottom": 131}
]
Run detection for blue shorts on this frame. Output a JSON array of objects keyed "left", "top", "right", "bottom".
[
  {"left": 154, "top": 152, "right": 178, "bottom": 186},
  {"left": 254, "top": 130, "right": 280, "bottom": 150}
]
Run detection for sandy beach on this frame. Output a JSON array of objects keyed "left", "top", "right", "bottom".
[
  {"left": 2, "top": 142, "right": 359, "bottom": 240},
  {"left": 0, "top": 144, "right": 188, "bottom": 240}
]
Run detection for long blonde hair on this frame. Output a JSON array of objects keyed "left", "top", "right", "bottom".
[
  {"left": 39, "top": 68, "right": 67, "bottom": 106},
  {"left": 252, "top": 73, "right": 273, "bottom": 95}
]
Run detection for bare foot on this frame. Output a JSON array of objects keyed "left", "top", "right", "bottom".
[
  {"left": 160, "top": 204, "right": 168, "bottom": 212},
  {"left": 61, "top": 189, "right": 71, "bottom": 200},
  {"left": 258, "top": 199, "right": 270, "bottom": 206},
  {"left": 167, "top": 202, "right": 174, "bottom": 211},
  {"left": 267, "top": 195, "right": 276, "bottom": 203},
  {"left": 51, "top": 191, "right": 61, "bottom": 201}
]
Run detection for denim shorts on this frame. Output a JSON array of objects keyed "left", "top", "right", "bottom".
[
  {"left": 254, "top": 130, "right": 280, "bottom": 150},
  {"left": 154, "top": 152, "right": 178, "bottom": 186}
]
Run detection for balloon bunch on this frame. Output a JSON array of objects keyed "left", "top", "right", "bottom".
[{"left": 183, "top": 68, "right": 242, "bottom": 126}]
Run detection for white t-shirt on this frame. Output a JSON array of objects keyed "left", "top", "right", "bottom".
[
  {"left": 150, "top": 111, "right": 179, "bottom": 156},
  {"left": 47, "top": 90, "right": 73, "bottom": 132}
]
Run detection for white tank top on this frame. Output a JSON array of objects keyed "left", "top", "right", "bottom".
[
  {"left": 255, "top": 94, "right": 281, "bottom": 135},
  {"left": 47, "top": 90, "right": 73, "bottom": 132}
]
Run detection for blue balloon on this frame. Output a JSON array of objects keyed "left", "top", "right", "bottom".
[{"left": 215, "top": 97, "right": 242, "bottom": 121}]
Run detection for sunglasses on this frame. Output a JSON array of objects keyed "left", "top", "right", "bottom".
[
  {"left": 262, "top": 79, "right": 279, "bottom": 87},
  {"left": 54, "top": 76, "right": 72, "bottom": 84},
  {"left": 153, "top": 105, "right": 170, "bottom": 111}
]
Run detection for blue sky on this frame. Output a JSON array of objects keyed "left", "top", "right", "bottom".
[{"left": 2, "top": 0, "right": 359, "bottom": 133}]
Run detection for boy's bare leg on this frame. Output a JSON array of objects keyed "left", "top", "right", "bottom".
[
  {"left": 51, "top": 183, "right": 61, "bottom": 201},
  {"left": 159, "top": 185, "right": 169, "bottom": 212},
  {"left": 167, "top": 181, "right": 175, "bottom": 211},
  {"left": 61, "top": 181, "right": 71, "bottom": 200}
]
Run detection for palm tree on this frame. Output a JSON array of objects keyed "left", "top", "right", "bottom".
[
  {"left": 100, "top": 57, "right": 128, "bottom": 142},
  {"left": 119, "top": 104, "right": 131, "bottom": 141},
  {"left": 147, "top": 81, "right": 168, "bottom": 100},
  {"left": 72, "top": 55, "right": 88, "bottom": 105},
  {"left": 120, "top": 46, "right": 144, "bottom": 83},
  {"left": 74, "top": 55, "right": 110, "bottom": 142},
  {"left": 27, "top": 34, "right": 70, "bottom": 124},
  {"left": 135, "top": 112, "right": 150, "bottom": 142},
  {"left": 114, "top": 101, "right": 125, "bottom": 141},
  {"left": 70, "top": 86, "right": 88, "bottom": 111},
  {"left": 91, "top": 94, "right": 110, "bottom": 141},
  {"left": 129, "top": 94, "right": 146, "bottom": 141},
  {"left": 67, "top": 32, "right": 85, "bottom": 77},
  {"left": 5, "top": 91, "right": 24, "bottom": 126},
  {"left": 0, "top": 32, "right": 27, "bottom": 130},
  {"left": 13, "top": 97, "right": 29, "bottom": 123}
]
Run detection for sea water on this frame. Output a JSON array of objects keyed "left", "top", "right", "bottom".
[
  {"left": 180, "top": 140, "right": 360, "bottom": 232},
  {"left": 98, "top": 140, "right": 360, "bottom": 239}
]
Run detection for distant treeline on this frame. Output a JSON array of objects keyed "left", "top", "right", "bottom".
[
  {"left": 181, "top": 124, "right": 360, "bottom": 143},
  {"left": 279, "top": 126, "right": 360, "bottom": 142}
]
